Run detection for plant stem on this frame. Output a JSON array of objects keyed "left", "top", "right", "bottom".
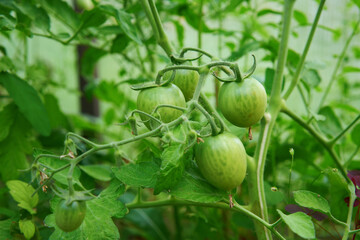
[
  {"left": 192, "top": 72, "right": 208, "bottom": 101},
  {"left": 319, "top": 16, "right": 360, "bottom": 109},
  {"left": 343, "top": 186, "right": 356, "bottom": 239},
  {"left": 142, "top": 0, "right": 175, "bottom": 57},
  {"left": 283, "top": 0, "right": 325, "bottom": 100},
  {"left": 252, "top": 1, "right": 295, "bottom": 240},
  {"left": 126, "top": 198, "right": 286, "bottom": 240},
  {"left": 197, "top": 0, "right": 203, "bottom": 65},
  {"left": 199, "top": 92, "right": 230, "bottom": 132},
  {"left": 193, "top": 102, "right": 218, "bottom": 136},
  {"left": 173, "top": 206, "right": 182, "bottom": 240},
  {"left": 329, "top": 114, "right": 360, "bottom": 146}
]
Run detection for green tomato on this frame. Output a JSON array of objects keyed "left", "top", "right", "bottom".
[
  {"left": 55, "top": 200, "right": 86, "bottom": 232},
  {"left": 218, "top": 78, "right": 267, "bottom": 127},
  {"left": 164, "top": 62, "right": 199, "bottom": 101},
  {"left": 137, "top": 84, "right": 186, "bottom": 129},
  {"left": 195, "top": 132, "right": 247, "bottom": 191}
]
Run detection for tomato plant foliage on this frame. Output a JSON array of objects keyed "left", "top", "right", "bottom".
[{"left": 0, "top": 0, "right": 360, "bottom": 240}]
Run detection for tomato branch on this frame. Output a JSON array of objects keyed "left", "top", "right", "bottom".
[
  {"left": 280, "top": 104, "right": 349, "bottom": 182},
  {"left": 283, "top": 0, "right": 325, "bottom": 100},
  {"left": 329, "top": 114, "right": 360, "bottom": 146},
  {"left": 126, "top": 197, "right": 286, "bottom": 240}
]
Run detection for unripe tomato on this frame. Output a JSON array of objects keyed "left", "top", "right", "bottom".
[
  {"left": 55, "top": 200, "right": 86, "bottom": 232},
  {"left": 164, "top": 62, "right": 199, "bottom": 101},
  {"left": 218, "top": 78, "right": 267, "bottom": 127},
  {"left": 195, "top": 132, "right": 247, "bottom": 191},
  {"left": 137, "top": 84, "right": 186, "bottom": 129}
]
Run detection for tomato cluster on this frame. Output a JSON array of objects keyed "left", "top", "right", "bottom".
[{"left": 136, "top": 64, "right": 267, "bottom": 192}]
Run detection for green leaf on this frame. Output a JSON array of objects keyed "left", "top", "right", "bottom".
[
  {"left": 0, "top": 103, "right": 16, "bottom": 141},
  {"left": 38, "top": 0, "right": 80, "bottom": 30},
  {"left": 227, "top": 41, "right": 261, "bottom": 61},
  {"left": 301, "top": 68, "right": 321, "bottom": 88},
  {"left": 94, "top": 81, "right": 125, "bottom": 105},
  {"left": 264, "top": 68, "right": 275, "bottom": 94},
  {"left": 6, "top": 180, "right": 38, "bottom": 214},
  {"left": 45, "top": 179, "right": 127, "bottom": 240},
  {"left": 257, "top": 9, "right": 282, "bottom": 17},
  {"left": 99, "top": 5, "right": 141, "bottom": 44},
  {"left": 317, "top": 106, "right": 342, "bottom": 137},
  {"left": 171, "top": 169, "right": 227, "bottom": 203},
  {"left": 293, "top": 10, "right": 308, "bottom": 25},
  {"left": 0, "top": 15, "right": 16, "bottom": 31},
  {"left": 0, "top": 56, "right": 16, "bottom": 72},
  {"left": 324, "top": 168, "right": 350, "bottom": 220},
  {"left": 343, "top": 66, "right": 360, "bottom": 73},
  {"left": 351, "top": 124, "right": 360, "bottom": 146},
  {"left": 81, "top": 47, "right": 107, "bottom": 77},
  {"left": 43, "top": 94, "right": 70, "bottom": 129},
  {"left": 19, "top": 219, "right": 35, "bottom": 240},
  {"left": 352, "top": 0, "right": 360, "bottom": 9},
  {"left": 15, "top": 1, "right": 50, "bottom": 32},
  {"left": 79, "top": 165, "right": 112, "bottom": 182},
  {"left": 110, "top": 34, "right": 130, "bottom": 53},
  {"left": 0, "top": 105, "right": 32, "bottom": 181},
  {"left": 172, "top": 20, "right": 184, "bottom": 48},
  {"left": 112, "top": 162, "right": 159, "bottom": 188},
  {"left": 0, "top": 73, "right": 51, "bottom": 136},
  {"left": 264, "top": 182, "right": 284, "bottom": 206},
  {"left": 293, "top": 190, "right": 330, "bottom": 214},
  {"left": 0, "top": 219, "right": 13, "bottom": 240},
  {"left": 154, "top": 144, "right": 186, "bottom": 195},
  {"left": 277, "top": 210, "right": 315, "bottom": 239},
  {"left": 81, "top": 8, "right": 107, "bottom": 29}
]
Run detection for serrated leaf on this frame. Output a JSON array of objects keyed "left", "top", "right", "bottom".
[
  {"left": 0, "top": 105, "right": 32, "bottom": 181},
  {"left": 154, "top": 144, "right": 186, "bottom": 194},
  {"left": 15, "top": 1, "right": 50, "bottom": 32},
  {"left": 81, "top": 8, "right": 107, "bottom": 29},
  {"left": 6, "top": 180, "right": 38, "bottom": 214},
  {"left": 79, "top": 165, "right": 112, "bottom": 182},
  {"left": 0, "top": 15, "right": 16, "bottom": 31},
  {"left": 112, "top": 162, "right": 159, "bottom": 188},
  {"left": 0, "top": 73, "right": 51, "bottom": 136},
  {"left": 293, "top": 190, "right": 330, "bottom": 214},
  {"left": 277, "top": 210, "right": 315, "bottom": 239},
  {"left": 99, "top": 5, "right": 141, "bottom": 44},
  {"left": 351, "top": 124, "right": 360, "bottom": 146},
  {"left": 19, "top": 219, "right": 35, "bottom": 240},
  {"left": 38, "top": 0, "right": 80, "bottom": 30},
  {"left": 45, "top": 179, "right": 127, "bottom": 240},
  {"left": 170, "top": 170, "right": 227, "bottom": 203}
]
